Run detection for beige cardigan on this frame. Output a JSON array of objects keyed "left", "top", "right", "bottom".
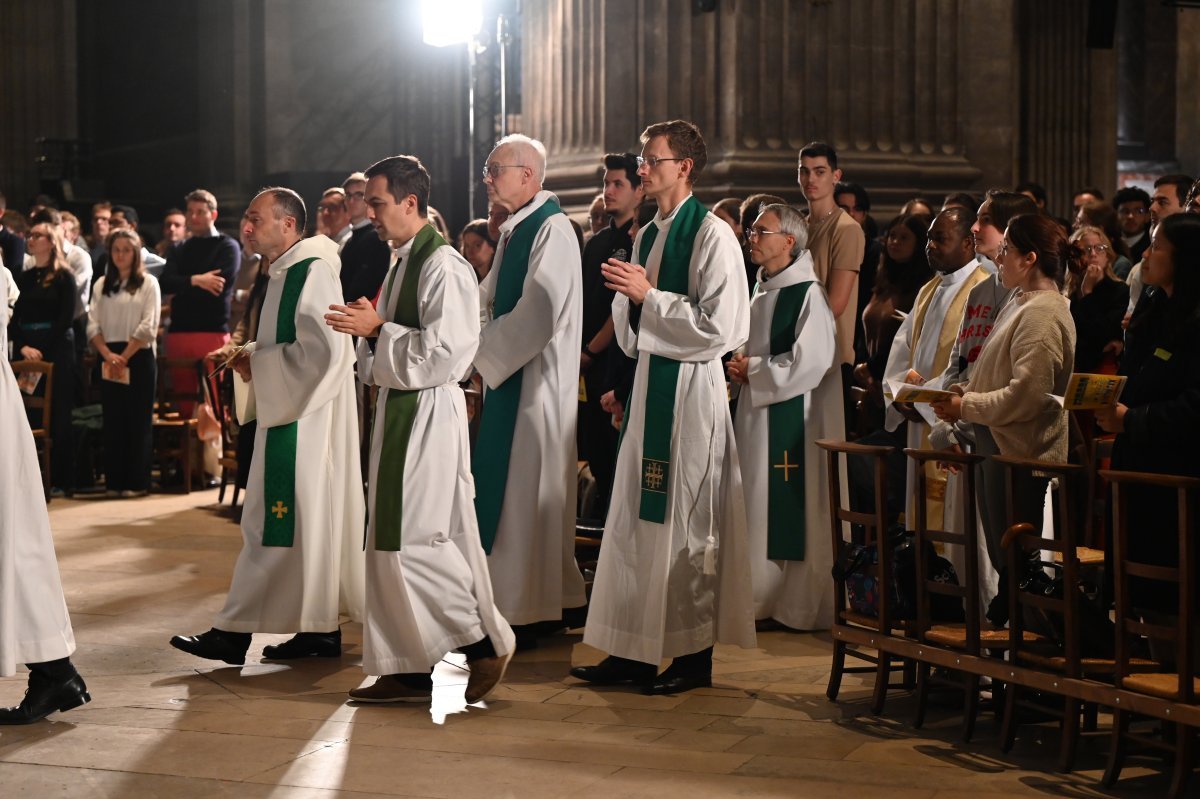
[{"left": 960, "top": 290, "right": 1076, "bottom": 463}]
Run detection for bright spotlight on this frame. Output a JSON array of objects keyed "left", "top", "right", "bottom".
[{"left": 421, "top": 0, "right": 484, "bottom": 47}]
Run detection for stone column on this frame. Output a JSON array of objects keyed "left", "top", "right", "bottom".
[
  {"left": 523, "top": 0, "right": 1115, "bottom": 218},
  {"left": 1017, "top": 0, "right": 1117, "bottom": 218},
  {"left": 0, "top": 0, "right": 78, "bottom": 207}
]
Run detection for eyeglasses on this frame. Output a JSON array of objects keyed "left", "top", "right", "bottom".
[
  {"left": 747, "top": 227, "right": 787, "bottom": 240},
  {"left": 635, "top": 156, "right": 683, "bottom": 169},
  {"left": 28, "top": 231, "right": 50, "bottom": 240},
  {"left": 317, "top": 204, "right": 345, "bottom": 213},
  {"left": 481, "top": 164, "right": 527, "bottom": 180},
  {"left": 1081, "top": 243, "right": 1110, "bottom": 254}
]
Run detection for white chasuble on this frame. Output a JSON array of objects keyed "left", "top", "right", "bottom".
[
  {"left": 734, "top": 252, "right": 845, "bottom": 631},
  {"left": 584, "top": 201, "right": 756, "bottom": 664},
  {"left": 357, "top": 237, "right": 514, "bottom": 675},
  {"left": 883, "top": 263, "right": 989, "bottom": 529},
  {"left": 0, "top": 267, "right": 75, "bottom": 675},
  {"left": 215, "top": 235, "right": 366, "bottom": 633},
  {"left": 474, "top": 191, "right": 586, "bottom": 625}
]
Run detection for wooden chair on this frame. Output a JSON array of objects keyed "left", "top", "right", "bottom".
[
  {"left": 1102, "top": 469, "right": 1200, "bottom": 799},
  {"left": 153, "top": 357, "right": 202, "bottom": 494},
  {"left": 11, "top": 360, "right": 54, "bottom": 499},
  {"left": 993, "top": 453, "right": 1128, "bottom": 771},
  {"left": 906, "top": 447, "right": 1002, "bottom": 741},
  {"left": 205, "top": 367, "right": 240, "bottom": 506},
  {"left": 817, "top": 438, "right": 912, "bottom": 715}
]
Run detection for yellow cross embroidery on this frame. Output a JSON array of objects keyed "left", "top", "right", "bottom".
[
  {"left": 643, "top": 461, "right": 665, "bottom": 491},
  {"left": 271, "top": 500, "right": 289, "bottom": 519},
  {"left": 774, "top": 451, "right": 798, "bottom": 482}
]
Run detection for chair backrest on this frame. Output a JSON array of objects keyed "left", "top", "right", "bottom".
[
  {"left": 1102, "top": 468, "right": 1199, "bottom": 699},
  {"left": 11, "top": 360, "right": 54, "bottom": 433},
  {"left": 907, "top": 447, "right": 983, "bottom": 648},
  {"left": 817, "top": 438, "right": 898, "bottom": 630},
  {"left": 205, "top": 367, "right": 236, "bottom": 450},
  {"left": 156, "top": 357, "right": 203, "bottom": 418},
  {"left": 994, "top": 454, "right": 1085, "bottom": 673}
]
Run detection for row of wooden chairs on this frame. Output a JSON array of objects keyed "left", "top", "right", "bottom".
[
  {"left": 10, "top": 356, "right": 242, "bottom": 501},
  {"left": 817, "top": 439, "right": 1199, "bottom": 798}
]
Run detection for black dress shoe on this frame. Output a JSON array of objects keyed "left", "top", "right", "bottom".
[
  {"left": 569, "top": 656, "right": 657, "bottom": 686},
  {"left": 0, "top": 673, "right": 90, "bottom": 725},
  {"left": 643, "top": 671, "right": 712, "bottom": 696},
  {"left": 262, "top": 631, "right": 341, "bottom": 660},
  {"left": 169, "top": 629, "right": 248, "bottom": 665}
]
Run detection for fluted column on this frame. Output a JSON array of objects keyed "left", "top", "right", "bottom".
[
  {"left": 1017, "top": 0, "right": 1116, "bottom": 219},
  {"left": 524, "top": 0, "right": 1117, "bottom": 217}
]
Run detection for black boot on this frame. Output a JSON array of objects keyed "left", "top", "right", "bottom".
[
  {"left": 169, "top": 628, "right": 251, "bottom": 665},
  {"left": 262, "top": 630, "right": 341, "bottom": 660},
  {"left": 0, "top": 660, "right": 90, "bottom": 725}
]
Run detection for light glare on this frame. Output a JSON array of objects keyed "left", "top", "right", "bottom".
[{"left": 421, "top": 0, "right": 483, "bottom": 47}]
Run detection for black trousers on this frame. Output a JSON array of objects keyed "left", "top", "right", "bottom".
[{"left": 100, "top": 345, "right": 156, "bottom": 492}]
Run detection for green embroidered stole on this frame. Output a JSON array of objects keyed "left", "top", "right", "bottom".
[
  {"left": 473, "top": 198, "right": 564, "bottom": 553},
  {"left": 373, "top": 224, "right": 448, "bottom": 551},
  {"left": 262, "top": 257, "right": 317, "bottom": 546},
  {"left": 763, "top": 279, "right": 814, "bottom": 561},
  {"left": 631, "top": 195, "right": 707, "bottom": 524}
]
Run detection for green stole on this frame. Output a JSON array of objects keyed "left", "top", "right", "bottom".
[
  {"left": 629, "top": 195, "right": 707, "bottom": 524},
  {"left": 262, "top": 257, "right": 317, "bottom": 546},
  {"left": 473, "top": 198, "right": 564, "bottom": 553},
  {"left": 762, "top": 279, "right": 814, "bottom": 560},
  {"left": 373, "top": 224, "right": 448, "bottom": 551}
]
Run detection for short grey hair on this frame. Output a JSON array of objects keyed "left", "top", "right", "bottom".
[
  {"left": 495, "top": 133, "right": 547, "bottom": 186},
  {"left": 759, "top": 203, "right": 808, "bottom": 259}
]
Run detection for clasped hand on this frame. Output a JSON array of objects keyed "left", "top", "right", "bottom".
[
  {"left": 601, "top": 259, "right": 651, "bottom": 304},
  {"left": 325, "top": 298, "right": 384, "bottom": 338}
]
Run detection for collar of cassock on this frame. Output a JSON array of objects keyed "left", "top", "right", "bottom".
[{"left": 756, "top": 250, "right": 817, "bottom": 290}]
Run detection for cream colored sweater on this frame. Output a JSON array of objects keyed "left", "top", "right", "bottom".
[{"left": 961, "top": 290, "right": 1076, "bottom": 463}]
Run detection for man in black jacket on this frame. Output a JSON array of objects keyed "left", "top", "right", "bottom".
[
  {"left": 578, "top": 153, "right": 644, "bottom": 518},
  {"left": 338, "top": 171, "right": 392, "bottom": 303}
]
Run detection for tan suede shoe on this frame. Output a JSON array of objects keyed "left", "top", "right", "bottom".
[
  {"left": 348, "top": 676, "right": 432, "bottom": 704},
  {"left": 464, "top": 652, "right": 512, "bottom": 704}
]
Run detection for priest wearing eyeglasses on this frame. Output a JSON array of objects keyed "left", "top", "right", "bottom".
[
  {"left": 574, "top": 119, "right": 755, "bottom": 695},
  {"left": 472, "top": 134, "right": 587, "bottom": 648}
]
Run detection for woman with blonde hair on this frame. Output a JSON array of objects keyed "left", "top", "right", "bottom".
[
  {"left": 88, "top": 228, "right": 161, "bottom": 497},
  {"left": 10, "top": 222, "right": 78, "bottom": 495},
  {"left": 1065, "top": 225, "right": 1127, "bottom": 374}
]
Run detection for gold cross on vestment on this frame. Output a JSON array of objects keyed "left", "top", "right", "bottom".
[
  {"left": 774, "top": 451, "right": 798, "bottom": 482},
  {"left": 271, "top": 500, "right": 289, "bottom": 519},
  {"left": 643, "top": 460, "right": 665, "bottom": 491}
]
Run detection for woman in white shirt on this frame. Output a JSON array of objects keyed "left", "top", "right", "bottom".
[{"left": 88, "top": 229, "right": 161, "bottom": 497}]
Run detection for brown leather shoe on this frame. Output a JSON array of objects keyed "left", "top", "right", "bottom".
[
  {"left": 464, "top": 651, "right": 512, "bottom": 704},
  {"left": 348, "top": 676, "right": 432, "bottom": 704}
]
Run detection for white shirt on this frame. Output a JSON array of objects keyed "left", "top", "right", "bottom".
[{"left": 87, "top": 273, "right": 162, "bottom": 348}]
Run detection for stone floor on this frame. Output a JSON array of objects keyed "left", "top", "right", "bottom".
[{"left": 0, "top": 491, "right": 1183, "bottom": 797}]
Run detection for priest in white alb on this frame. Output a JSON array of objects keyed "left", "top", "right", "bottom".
[
  {"left": 473, "top": 134, "right": 587, "bottom": 646},
  {"left": 325, "top": 155, "right": 514, "bottom": 705},
  {"left": 728, "top": 203, "right": 843, "bottom": 631},
  {"left": 171, "top": 188, "right": 365, "bottom": 665},
  {"left": 0, "top": 266, "right": 90, "bottom": 724},
  {"left": 574, "top": 120, "right": 755, "bottom": 696},
  {"left": 882, "top": 207, "right": 990, "bottom": 532}
]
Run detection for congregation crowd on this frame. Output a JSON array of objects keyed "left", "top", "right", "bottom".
[{"left": 3, "top": 119, "right": 1199, "bottom": 741}]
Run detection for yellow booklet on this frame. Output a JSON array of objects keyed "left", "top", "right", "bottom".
[{"left": 1057, "top": 373, "right": 1127, "bottom": 410}]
